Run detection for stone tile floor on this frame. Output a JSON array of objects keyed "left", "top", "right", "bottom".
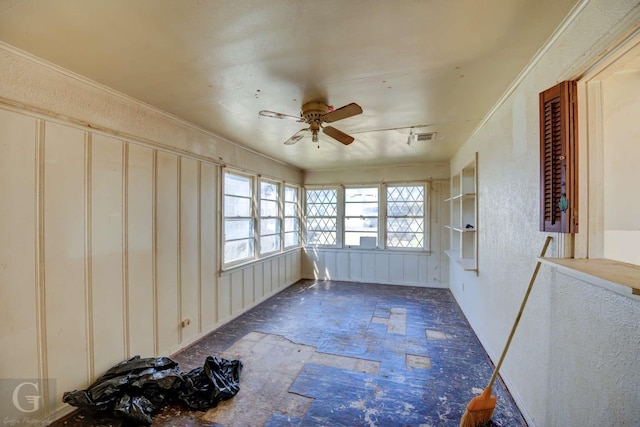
[{"left": 54, "top": 280, "right": 527, "bottom": 426}]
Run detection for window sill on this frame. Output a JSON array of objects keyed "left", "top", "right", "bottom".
[
  {"left": 220, "top": 246, "right": 302, "bottom": 277},
  {"left": 540, "top": 257, "right": 640, "bottom": 300},
  {"left": 304, "top": 246, "right": 432, "bottom": 256}
]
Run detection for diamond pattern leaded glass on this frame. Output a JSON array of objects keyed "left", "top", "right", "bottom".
[
  {"left": 386, "top": 185, "right": 425, "bottom": 248},
  {"left": 306, "top": 189, "right": 338, "bottom": 246}
]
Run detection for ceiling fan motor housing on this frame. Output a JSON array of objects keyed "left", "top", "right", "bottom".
[{"left": 301, "top": 102, "right": 329, "bottom": 123}]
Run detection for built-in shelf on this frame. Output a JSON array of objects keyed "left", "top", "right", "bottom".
[
  {"left": 445, "top": 225, "right": 476, "bottom": 233},
  {"left": 446, "top": 153, "right": 478, "bottom": 273},
  {"left": 541, "top": 257, "right": 640, "bottom": 298},
  {"left": 444, "top": 250, "right": 477, "bottom": 271},
  {"left": 445, "top": 193, "right": 476, "bottom": 202}
]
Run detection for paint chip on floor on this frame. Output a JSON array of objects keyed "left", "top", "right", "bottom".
[
  {"left": 406, "top": 354, "right": 431, "bottom": 369},
  {"left": 425, "top": 329, "right": 448, "bottom": 340},
  {"left": 372, "top": 308, "right": 406, "bottom": 335}
]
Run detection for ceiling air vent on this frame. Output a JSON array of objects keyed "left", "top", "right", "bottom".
[
  {"left": 415, "top": 132, "right": 436, "bottom": 142},
  {"left": 407, "top": 131, "right": 437, "bottom": 145}
]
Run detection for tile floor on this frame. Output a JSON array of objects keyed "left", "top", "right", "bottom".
[{"left": 55, "top": 280, "right": 527, "bottom": 427}]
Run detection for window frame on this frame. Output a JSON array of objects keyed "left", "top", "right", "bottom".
[
  {"left": 304, "top": 186, "right": 340, "bottom": 247},
  {"left": 303, "top": 183, "right": 431, "bottom": 252},
  {"left": 258, "top": 178, "right": 281, "bottom": 256},
  {"left": 343, "top": 185, "right": 380, "bottom": 248},
  {"left": 222, "top": 169, "right": 256, "bottom": 267},
  {"left": 283, "top": 184, "right": 301, "bottom": 249},
  {"left": 384, "top": 183, "right": 429, "bottom": 251}
]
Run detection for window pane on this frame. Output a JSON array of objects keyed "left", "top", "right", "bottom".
[
  {"left": 345, "top": 187, "right": 378, "bottom": 202},
  {"left": 284, "top": 231, "right": 299, "bottom": 247},
  {"left": 306, "top": 217, "right": 336, "bottom": 231},
  {"left": 284, "top": 201, "right": 297, "bottom": 217},
  {"left": 260, "top": 234, "right": 280, "bottom": 254},
  {"left": 225, "top": 195, "right": 251, "bottom": 217},
  {"left": 307, "top": 231, "right": 336, "bottom": 246},
  {"left": 260, "top": 181, "right": 278, "bottom": 200},
  {"left": 225, "top": 218, "right": 254, "bottom": 240},
  {"left": 345, "top": 232, "right": 377, "bottom": 246},
  {"left": 305, "top": 189, "right": 337, "bottom": 246},
  {"left": 345, "top": 202, "right": 378, "bottom": 217},
  {"left": 260, "top": 200, "right": 278, "bottom": 217},
  {"left": 224, "top": 239, "right": 253, "bottom": 263},
  {"left": 225, "top": 173, "right": 252, "bottom": 197},
  {"left": 260, "top": 218, "right": 280, "bottom": 235},
  {"left": 284, "top": 186, "right": 298, "bottom": 202},
  {"left": 386, "top": 185, "right": 425, "bottom": 249},
  {"left": 306, "top": 203, "right": 337, "bottom": 217},
  {"left": 284, "top": 218, "right": 299, "bottom": 232}
]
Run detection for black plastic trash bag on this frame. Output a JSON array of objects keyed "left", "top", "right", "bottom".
[
  {"left": 62, "top": 355, "right": 242, "bottom": 425},
  {"left": 178, "top": 356, "right": 243, "bottom": 410}
]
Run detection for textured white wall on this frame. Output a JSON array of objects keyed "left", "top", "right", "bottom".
[{"left": 448, "top": 1, "right": 640, "bottom": 426}]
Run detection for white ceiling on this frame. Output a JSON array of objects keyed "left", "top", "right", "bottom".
[{"left": 0, "top": 0, "right": 579, "bottom": 170}]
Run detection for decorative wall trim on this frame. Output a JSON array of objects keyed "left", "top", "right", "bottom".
[
  {"left": 122, "top": 141, "right": 130, "bottom": 358},
  {"left": 84, "top": 132, "right": 95, "bottom": 382}
]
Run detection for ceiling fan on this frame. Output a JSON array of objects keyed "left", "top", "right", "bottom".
[{"left": 259, "top": 102, "right": 363, "bottom": 146}]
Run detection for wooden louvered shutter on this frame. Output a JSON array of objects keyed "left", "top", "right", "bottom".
[{"left": 539, "top": 81, "right": 578, "bottom": 233}]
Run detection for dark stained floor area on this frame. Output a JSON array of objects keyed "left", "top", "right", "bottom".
[{"left": 55, "top": 280, "right": 527, "bottom": 426}]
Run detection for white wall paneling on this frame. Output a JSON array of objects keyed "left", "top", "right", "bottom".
[
  {"left": 199, "top": 162, "right": 218, "bottom": 330},
  {"left": 302, "top": 248, "right": 445, "bottom": 288},
  {"left": 179, "top": 157, "right": 200, "bottom": 344},
  {"left": 127, "top": 143, "right": 155, "bottom": 358},
  {"left": 0, "top": 104, "right": 303, "bottom": 420},
  {"left": 0, "top": 109, "right": 40, "bottom": 394},
  {"left": 90, "top": 133, "right": 126, "bottom": 378},
  {"left": 43, "top": 122, "right": 89, "bottom": 411}
]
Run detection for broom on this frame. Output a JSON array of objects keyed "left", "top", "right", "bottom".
[{"left": 460, "top": 235, "right": 552, "bottom": 427}]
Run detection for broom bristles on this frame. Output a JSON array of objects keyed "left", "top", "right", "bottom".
[
  {"left": 459, "top": 388, "right": 496, "bottom": 427},
  {"left": 459, "top": 407, "right": 494, "bottom": 427}
]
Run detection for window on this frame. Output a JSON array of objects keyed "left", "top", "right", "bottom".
[
  {"left": 305, "top": 188, "right": 338, "bottom": 246},
  {"left": 304, "top": 184, "right": 429, "bottom": 250},
  {"left": 223, "top": 171, "right": 254, "bottom": 265},
  {"left": 386, "top": 185, "right": 425, "bottom": 248},
  {"left": 574, "top": 35, "right": 640, "bottom": 265},
  {"left": 284, "top": 185, "right": 300, "bottom": 248},
  {"left": 344, "top": 187, "right": 378, "bottom": 247},
  {"left": 259, "top": 179, "right": 280, "bottom": 254}
]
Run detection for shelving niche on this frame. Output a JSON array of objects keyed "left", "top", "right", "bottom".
[{"left": 445, "top": 153, "right": 478, "bottom": 272}]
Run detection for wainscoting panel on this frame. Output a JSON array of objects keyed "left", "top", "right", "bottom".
[
  {"left": 0, "top": 109, "right": 39, "bottom": 380},
  {"left": 302, "top": 248, "right": 444, "bottom": 288},
  {"left": 155, "top": 151, "right": 180, "bottom": 356},
  {"left": 199, "top": 162, "right": 218, "bottom": 330},
  {"left": 43, "top": 122, "right": 90, "bottom": 410},
  {"left": 126, "top": 143, "right": 155, "bottom": 359},
  {"left": 179, "top": 157, "right": 200, "bottom": 344},
  {"left": 90, "top": 134, "right": 126, "bottom": 378}
]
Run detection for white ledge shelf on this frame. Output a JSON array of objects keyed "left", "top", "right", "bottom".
[
  {"left": 540, "top": 257, "right": 640, "bottom": 299},
  {"left": 445, "top": 225, "right": 476, "bottom": 233},
  {"left": 445, "top": 250, "right": 476, "bottom": 271},
  {"left": 445, "top": 193, "right": 476, "bottom": 202}
]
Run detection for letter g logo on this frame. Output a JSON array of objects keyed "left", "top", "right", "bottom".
[{"left": 12, "top": 381, "right": 41, "bottom": 413}]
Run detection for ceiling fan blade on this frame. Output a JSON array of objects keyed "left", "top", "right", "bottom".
[
  {"left": 323, "top": 103, "right": 363, "bottom": 123},
  {"left": 259, "top": 110, "right": 304, "bottom": 122},
  {"left": 323, "top": 126, "right": 355, "bottom": 145},
  {"left": 284, "top": 129, "right": 308, "bottom": 145}
]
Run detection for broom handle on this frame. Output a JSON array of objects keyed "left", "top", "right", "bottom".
[{"left": 486, "top": 235, "right": 553, "bottom": 390}]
